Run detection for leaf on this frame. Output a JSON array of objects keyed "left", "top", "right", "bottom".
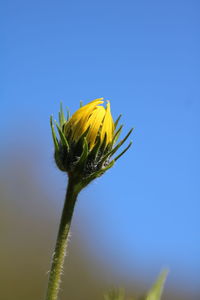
[{"left": 145, "top": 270, "right": 168, "bottom": 300}]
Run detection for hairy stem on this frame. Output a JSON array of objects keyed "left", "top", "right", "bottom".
[{"left": 45, "top": 176, "right": 79, "bottom": 300}]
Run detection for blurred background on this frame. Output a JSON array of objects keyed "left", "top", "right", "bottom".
[{"left": 1, "top": 0, "right": 200, "bottom": 299}]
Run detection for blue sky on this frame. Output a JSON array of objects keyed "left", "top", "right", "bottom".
[{"left": 1, "top": 0, "right": 200, "bottom": 294}]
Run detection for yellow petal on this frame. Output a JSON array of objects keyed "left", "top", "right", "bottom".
[
  {"left": 64, "top": 98, "right": 114, "bottom": 150},
  {"left": 86, "top": 106, "right": 106, "bottom": 149},
  {"left": 64, "top": 98, "right": 104, "bottom": 140}
]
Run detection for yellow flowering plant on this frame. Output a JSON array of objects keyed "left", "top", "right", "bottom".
[
  {"left": 45, "top": 98, "right": 168, "bottom": 300},
  {"left": 46, "top": 98, "right": 133, "bottom": 300}
]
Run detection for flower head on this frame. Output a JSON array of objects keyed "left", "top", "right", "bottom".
[
  {"left": 50, "top": 98, "right": 133, "bottom": 190},
  {"left": 64, "top": 98, "right": 114, "bottom": 150}
]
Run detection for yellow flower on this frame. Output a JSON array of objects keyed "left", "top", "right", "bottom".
[
  {"left": 64, "top": 98, "right": 114, "bottom": 150},
  {"left": 50, "top": 98, "right": 133, "bottom": 182}
]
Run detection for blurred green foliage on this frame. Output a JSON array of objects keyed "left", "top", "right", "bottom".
[
  {"left": 104, "top": 288, "right": 126, "bottom": 300},
  {"left": 104, "top": 271, "right": 167, "bottom": 300},
  {"left": 145, "top": 271, "right": 168, "bottom": 300}
]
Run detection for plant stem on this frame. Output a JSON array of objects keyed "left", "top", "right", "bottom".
[{"left": 45, "top": 176, "right": 79, "bottom": 300}]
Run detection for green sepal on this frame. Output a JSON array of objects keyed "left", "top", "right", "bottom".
[
  {"left": 113, "top": 141, "right": 132, "bottom": 162},
  {"left": 82, "top": 160, "right": 115, "bottom": 187},
  {"left": 109, "top": 128, "right": 133, "bottom": 158},
  {"left": 66, "top": 107, "right": 70, "bottom": 121},
  {"left": 99, "top": 128, "right": 133, "bottom": 167},
  {"left": 89, "top": 135, "right": 101, "bottom": 161},
  {"left": 54, "top": 151, "right": 66, "bottom": 172},
  {"left": 99, "top": 132, "right": 108, "bottom": 155},
  {"left": 76, "top": 137, "right": 89, "bottom": 169},
  {"left": 76, "top": 126, "right": 90, "bottom": 147},
  {"left": 50, "top": 116, "right": 59, "bottom": 153},
  {"left": 59, "top": 102, "right": 66, "bottom": 128},
  {"left": 89, "top": 160, "right": 114, "bottom": 182},
  {"left": 114, "top": 114, "right": 122, "bottom": 129},
  {"left": 112, "top": 124, "right": 123, "bottom": 146},
  {"left": 55, "top": 122, "right": 70, "bottom": 152},
  {"left": 80, "top": 100, "right": 83, "bottom": 107}
]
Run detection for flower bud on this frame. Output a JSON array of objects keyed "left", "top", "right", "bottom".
[{"left": 50, "top": 98, "right": 133, "bottom": 189}]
